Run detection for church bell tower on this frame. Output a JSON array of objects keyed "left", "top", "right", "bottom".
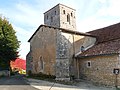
[{"left": 44, "top": 3, "right": 76, "bottom": 31}]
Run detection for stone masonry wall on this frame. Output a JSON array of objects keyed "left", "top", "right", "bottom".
[
  {"left": 73, "top": 36, "right": 96, "bottom": 78},
  {"left": 30, "top": 26, "right": 56, "bottom": 75},
  {"left": 56, "top": 30, "right": 71, "bottom": 80},
  {"left": 59, "top": 4, "right": 76, "bottom": 30},
  {"left": 79, "top": 54, "right": 120, "bottom": 86},
  {"left": 26, "top": 52, "right": 33, "bottom": 75},
  {"left": 44, "top": 4, "right": 76, "bottom": 31},
  {"left": 55, "top": 30, "right": 83, "bottom": 80},
  {"left": 44, "top": 5, "right": 60, "bottom": 27},
  {"left": 55, "top": 30, "right": 96, "bottom": 80}
]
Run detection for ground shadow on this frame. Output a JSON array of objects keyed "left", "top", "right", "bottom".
[{"left": 0, "top": 74, "right": 29, "bottom": 85}]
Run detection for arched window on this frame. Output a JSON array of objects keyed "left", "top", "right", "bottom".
[
  {"left": 55, "top": 11, "right": 56, "bottom": 15},
  {"left": 71, "top": 13, "right": 73, "bottom": 17},
  {"left": 40, "top": 57, "right": 44, "bottom": 70},
  {"left": 51, "top": 16, "right": 53, "bottom": 22},
  {"left": 63, "top": 10, "right": 65, "bottom": 14},
  {"left": 67, "top": 14, "right": 70, "bottom": 24},
  {"left": 81, "top": 46, "right": 85, "bottom": 52}
]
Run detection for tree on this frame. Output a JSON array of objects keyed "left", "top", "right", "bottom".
[{"left": 0, "top": 16, "right": 20, "bottom": 70}]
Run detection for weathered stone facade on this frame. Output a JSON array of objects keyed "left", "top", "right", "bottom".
[
  {"left": 28, "top": 24, "right": 96, "bottom": 80},
  {"left": 27, "top": 4, "right": 96, "bottom": 80},
  {"left": 26, "top": 52, "right": 33, "bottom": 75},
  {"left": 27, "top": 3, "right": 120, "bottom": 87},
  {"left": 77, "top": 54, "right": 120, "bottom": 86},
  {"left": 29, "top": 26, "right": 56, "bottom": 75},
  {"left": 44, "top": 4, "right": 76, "bottom": 31},
  {"left": 56, "top": 30, "right": 83, "bottom": 80}
]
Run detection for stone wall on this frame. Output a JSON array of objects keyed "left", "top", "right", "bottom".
[
  {"left": 56, "top": 59, "right": 70, "bottom": 81},
  {"left": 78, "top": 54, "right": 120, "bottom": 86},
  {"left": 59, "top": 4, "right": 76, "bottom": 30},
  {"left": 44, "top": 4, "right": 76, "bottom": 31},
  {"left": 55, "top": 30, "right": 84, "bottom": 80},
  {"left": 26, "top": 52, "right": 33, "bottom": 75},
  {"left": 44, "top": 4, "right": 60, "bottom": 27},
  {"left": 29, "top": 25, "right": 96, "bottom": 80},
  {"left": 56, "top": 30, "right": 71, "bottom": 80},
  {"left": 0, "top": 70, "right": 10, "bottom": 76},
  {"left": 30, "top": 26, "right": 56, "bottom": 75},
  {"left": 73, "top": 36, "right": 96, "bottom": 78}
]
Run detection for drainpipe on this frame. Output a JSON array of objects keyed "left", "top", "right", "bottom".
[
  {"left": 77, "top": 58, "right": 80, "bottom": 79},
  {"left": 72, "top": 34, "right": 75, "bottom": 58},
  {"left": 70, "top": 34, "right": 76, "bottom": 80}
]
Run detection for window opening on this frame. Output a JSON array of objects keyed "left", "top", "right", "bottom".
[
  {"left": 40, "top": 57, "right": 44, "bottom": 70},
  {"left": 55, "top": 11, "right": 56, "bottom": 15},
  {"left": 81, "top": 46, "right": 85, "bottom": 52},
  {"left": 63, "top": 10, "right": 65, "bottom": 14},
  {"left": 67, "top": 14, "right": 70, "bottom": 24},
  {"left": 86, "top": 61, "right": 91, "bottom": 68},
  {"left": 71, "top": 13, "right": 73, "bottom": 17},
  {"left": 51, "top": 16, "right": 53, "bottom": 22}
]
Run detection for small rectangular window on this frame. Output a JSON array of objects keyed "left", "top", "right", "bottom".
[
  {"left": 63, "top": 10, "right": 65, "bottom": 14},
  {"left": 71, "top": 13, "right": 73, "bottom": 17},
  {"left": 51, "top": 16, "right": 53, "bottom": 22},
  {"left": 55, "top": 11, "right": 56, "bottom": 15},
  {"left": 86, "top": 61, "right": 91, "bottom": 68}
]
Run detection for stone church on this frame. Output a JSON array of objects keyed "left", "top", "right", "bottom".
[{"left": 27, "top": 3, "right": 120, "bottom": 86}]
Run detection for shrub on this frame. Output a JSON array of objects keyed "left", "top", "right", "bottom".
[{"left": 28, "top": 72, "right": 56, "bottom": 80}]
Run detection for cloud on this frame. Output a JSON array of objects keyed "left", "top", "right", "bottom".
[
  {"left": 13, "top": 24, "right": 33, "bottom": 40},
  {"left": 77, "top": 16, "right": 119, "bottom": 33},
  {"left": 98, "top": 0, "right": 107, "bottom": 3},
  {"left": 14, "top": 2, "right": 43, "bottom": 27},
  {"left": 97, "top": 0, "right": 120, "bottom": 17},
  {"left": 77, "top": 0, "right": 120, "bottom": 32},
  {"left": 12, "top": 25, "right": 31, "bottom": 58}
]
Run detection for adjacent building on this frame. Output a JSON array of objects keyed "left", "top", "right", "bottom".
[{"left": 75, "top": 23, "right": 120, "bottom": 86}]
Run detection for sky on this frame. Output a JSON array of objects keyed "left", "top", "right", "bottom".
[{"left": 0, "top": 0, "right": 120, "bottom": 59}]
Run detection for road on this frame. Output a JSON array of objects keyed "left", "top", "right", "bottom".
[
  {"left": 0, "top": 74, "right": 117, "bottom": 90},
  {"left": 28, "top": 78, "right": 116, "bottom": 90},
  {"left": 0, "top": 75, "right": 39, "bottom": 90}
]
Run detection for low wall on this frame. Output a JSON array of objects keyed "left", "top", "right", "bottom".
[{"left": 0, "top": 70, "right": 10, "bottom": 76}]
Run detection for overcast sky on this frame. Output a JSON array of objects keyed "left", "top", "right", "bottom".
[{"left": 0, "top": 0, "right": 120, "bottom": 59}]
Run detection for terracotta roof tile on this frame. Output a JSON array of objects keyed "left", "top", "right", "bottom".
[
  {"left": 77, "top": 22, "right": 120, "bottom": 58},
  {"left": 88, "top": 22, "right": 120, "bottom": 43},
  {"left": 77, "top": 39, "right": 120, "bottom": 58}
]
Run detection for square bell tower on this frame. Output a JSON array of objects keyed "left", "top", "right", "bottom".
[{"left": 44, "top": 3, "right": 76, "bottom": 31}]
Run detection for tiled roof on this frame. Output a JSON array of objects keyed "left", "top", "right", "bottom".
[
  {"left": 76, "top": 22, "right": 120, "bottom": 58},
  {"left": 88, "top": 22, "right": 120, "bottom": 44},
  {"left": 77, "top": 39, "right": 120, "bottom": 58}
]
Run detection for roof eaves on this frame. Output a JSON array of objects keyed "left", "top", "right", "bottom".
[
  {"left": 75, "top": 53, "right": 119, "bottom": 59},
  {"left": 28, "top": 25, "right": 44, "bottom": 42},
  {"left": 28, "top": 24, "right": 96, "bottom": 42},
  {"left": 43, "top": 24, "right": 96, "bottom": 37}
]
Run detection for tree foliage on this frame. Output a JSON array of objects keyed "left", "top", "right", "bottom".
[{"left": 0, "top": 16, "right": 20, "bottom": 69}]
